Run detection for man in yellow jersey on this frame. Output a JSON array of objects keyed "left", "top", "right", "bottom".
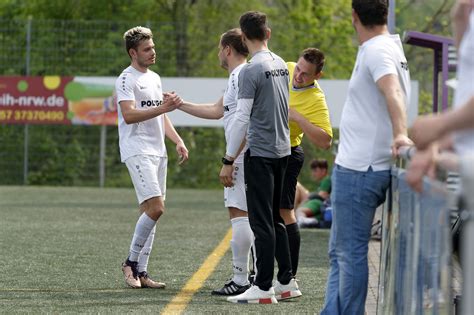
[{"left": 279, "top": 48, "right": 333, "bottom": 281}]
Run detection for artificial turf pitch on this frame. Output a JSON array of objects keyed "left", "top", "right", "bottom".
[{"left": 0, "top": 186, "right": 329, "bottom": 313}]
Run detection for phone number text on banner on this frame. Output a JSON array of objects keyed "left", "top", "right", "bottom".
[{"left": 0, "top": 76, "right": 117, "bottom": 125}]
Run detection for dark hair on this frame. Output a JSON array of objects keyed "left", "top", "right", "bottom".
[
  {"left": 310, "top": 159, "right": 328, "bottom": 170},
  {"left": 221, "top": 28, "right": 249, "bottom": 57},
  {"left": 301, "top": 48, "right": 325, "bottom": 74},
  {"left": 352, "top": 0, "right": 388, "bottom": 27},
  {"left": 123, "top": 26, "right": 153, "bottom": 57},
  {"left": 239, "top": 11, "right": 268, "bottom": 41}
]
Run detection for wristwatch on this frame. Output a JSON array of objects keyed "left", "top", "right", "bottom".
[{"left": 221, "top": 157, "right": 234, "bottom": 165}]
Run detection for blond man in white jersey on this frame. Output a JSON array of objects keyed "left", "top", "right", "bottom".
[
  {"left": 179, "top": 28, "right": 254, "bottom": 296},
  {"left": 115, "top": 26, "right": 188, "bottom": 289}
]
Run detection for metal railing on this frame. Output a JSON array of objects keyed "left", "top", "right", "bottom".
[
  {"left": 377, "top": 147, "right": 474, "bottom": 314},
  {"left": 458, "top": 155, "right": 474, "bottom": 315}
]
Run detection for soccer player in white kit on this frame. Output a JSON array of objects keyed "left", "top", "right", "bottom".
[
  {"left": 179, "top": 28, "right": 254, "bottom": 296},
  {"left": 115, "top": 26, "right": 189, "bottom": 289}
]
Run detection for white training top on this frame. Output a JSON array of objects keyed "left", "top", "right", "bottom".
[
  {"left": 223, "top": 63, "right": 247, "bottom": 164},
  {"left": 115, "top": 66, "right": 166, "bottom": 162},
  {"left": 453, "top": 11, "right": 474, "bottom": 157},
  {"left": 336, "top": 34, "right": 411, "bottom": 171}
]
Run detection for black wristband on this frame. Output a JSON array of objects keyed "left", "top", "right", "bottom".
[{"left": 221, "top": 157, "right": 234, "bottom": 165}]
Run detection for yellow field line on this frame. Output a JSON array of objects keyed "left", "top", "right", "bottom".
[{"left": 161, "top": 228, "right": 232, "bottom": 315}]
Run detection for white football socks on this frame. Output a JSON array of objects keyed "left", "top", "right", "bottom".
[
  {"left": 230, "top": 217, "right": 253, "bottom": 285},
  {"left": 138, "top": 225, "right": 156, "bottom": 273},
  {"left": 129, "top": 213, "right": 156, "bottom": 262}
]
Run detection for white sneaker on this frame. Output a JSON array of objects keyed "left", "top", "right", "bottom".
[
  {"left": 274, "top": 278, "right": 302, "bottom": 300},
  {"left": 226, "top": 285, "right": 278, "bottom": 304}
]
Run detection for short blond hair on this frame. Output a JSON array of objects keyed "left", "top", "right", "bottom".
[{"left": 123, "top": 26, "right": 153, "bottom": 57}]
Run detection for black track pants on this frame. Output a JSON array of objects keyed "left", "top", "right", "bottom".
[{"left": 244, "top": 150, "right": 293, "bottom": 291}]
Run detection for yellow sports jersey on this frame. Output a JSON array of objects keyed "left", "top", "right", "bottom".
[{"left": 287, "top": 62, "right": 333, "bottom": 147}]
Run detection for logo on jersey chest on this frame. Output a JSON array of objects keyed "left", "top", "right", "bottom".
[
  {"left": 224, "top": 105, "right": 230, "bottom": 112},
  {"left": 265, "top": 68, "right": 289, "bottom": 79},
  {"left": 141, "top": 100, "right": 163, "bottom": 107}
]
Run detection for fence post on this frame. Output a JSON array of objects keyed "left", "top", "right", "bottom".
[
  {"left": 99, "top": 125, "right": 107, "bottom": 188},
  {"left": 23, "top": 16, "right": 32, "bottom": 185},
  {"left": 388, "top": 0, "right": 396, "bottom": 34},
  {"left": 461, "top": 156, "right": 474, "bottom": 315}
]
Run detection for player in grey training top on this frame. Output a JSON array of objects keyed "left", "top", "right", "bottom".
[
  {"left": 221, "top": 11, "right": 301, "bottom": 305},
  {"left": 237, "top": 52, "right": 290, "bottom": 158}
]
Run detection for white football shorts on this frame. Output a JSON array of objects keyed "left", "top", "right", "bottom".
[
  {"left": 224, "top": 162, "right": 247, "bottom": 211},
  {"left": 125, "top": 155, "right": 167, "bottom": 205}
]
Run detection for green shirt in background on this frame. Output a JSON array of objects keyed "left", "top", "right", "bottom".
[{"left": 317, "top": 175, "right": 331, "bottom": 195}]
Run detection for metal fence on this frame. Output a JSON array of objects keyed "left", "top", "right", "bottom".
[
  {"left": 0, "top": 18, "right": 180, "bottom": 77},
  {"left": 459, "top": 155, "right": 474, "bottom": 315},
  {"left": 0, "top": 18, "right": 222, "bottom": 188},
  {"left": 378, "top": 169, "right": 452, "bottom": 314},
  {"left": 0, "top": 18, "right": 334, "bottom": 188},
  {"left": 377, "top": 149, "right": 474, "bottom": 314}
]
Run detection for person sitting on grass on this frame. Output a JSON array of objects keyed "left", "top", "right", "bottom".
[{"left": 295, "top": 159, "right": 331, "bottom": 228}]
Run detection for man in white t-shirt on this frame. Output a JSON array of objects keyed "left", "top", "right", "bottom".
[
  {"left": 407, "top": 1, "right": 474, "bottom": 192},
  {"left": 115, "top": 26, "right": 189, "bottom": 289},
  {"left": 321, "top": 1, "right": 412, "bottom": 314},
  {"left": 178, "top": 28, "right": 254, "bottom": 296}
]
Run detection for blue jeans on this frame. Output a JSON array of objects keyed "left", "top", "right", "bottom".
[{"left": 321, "top": 164, "right": 390, "bottom": 315}]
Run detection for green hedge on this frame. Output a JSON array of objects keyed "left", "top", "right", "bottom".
[{"left": 0, "top": 124, "right": 338, "bottom": 189}]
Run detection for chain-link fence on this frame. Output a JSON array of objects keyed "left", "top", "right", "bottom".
[
  {"left": 0, "top": 18, "right": 224, "bottom": 188},
  {"left": 0, "top": 18, "right": 180, "bottom": 76},
  {"left": 0, "top": 18, "right": 334, "bottom": 188},
  {"left": 0, "top": 123, "right": 227, "bottom": 188}
]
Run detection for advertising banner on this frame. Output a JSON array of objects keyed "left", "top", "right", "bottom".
[
  {"left": 0, "top": 76, "right": 117, "bottom": 125},
  {"left": 1, "top": 76, "right": 419, "bottom": 127}
]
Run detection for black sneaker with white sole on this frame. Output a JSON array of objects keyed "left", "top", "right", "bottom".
[{"left": 211, "top": 279, "right": 251, "bottom": 296}]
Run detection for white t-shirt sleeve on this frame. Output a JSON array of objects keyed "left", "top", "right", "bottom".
[
  {"left": 115, "top": 72, "right": 135, "bottom": 103},
  {"left": 226, "top": 98, "right": 253, "bottom": 158},
  {"left": 367, "top": 46, "right": 398, "bottom": 83}
]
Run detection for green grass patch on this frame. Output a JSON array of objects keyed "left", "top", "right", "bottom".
[{"left": 0, "top": 186, "right": 329, "bottom": 313}]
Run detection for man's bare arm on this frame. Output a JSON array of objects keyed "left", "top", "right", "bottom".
[
  {"left": 179, "top": 96, "right": 224, "bottom": 119},
  {"left": 377, "top": 74, "right": 413, "bottom": 154},
  {"left": 120, "top": 92, "right": 182, "bottom": 124},
  {"left": 451, "top": 0, "right": 473, "bottom": 49}
]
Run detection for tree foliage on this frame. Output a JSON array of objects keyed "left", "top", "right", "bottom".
[{"left": 396, "top": 0, "right": 455, "bottom": 114}]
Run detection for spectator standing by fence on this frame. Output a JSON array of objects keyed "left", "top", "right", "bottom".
[{"left": 320, "top": 1, "right": 412, "bottom": 314}]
